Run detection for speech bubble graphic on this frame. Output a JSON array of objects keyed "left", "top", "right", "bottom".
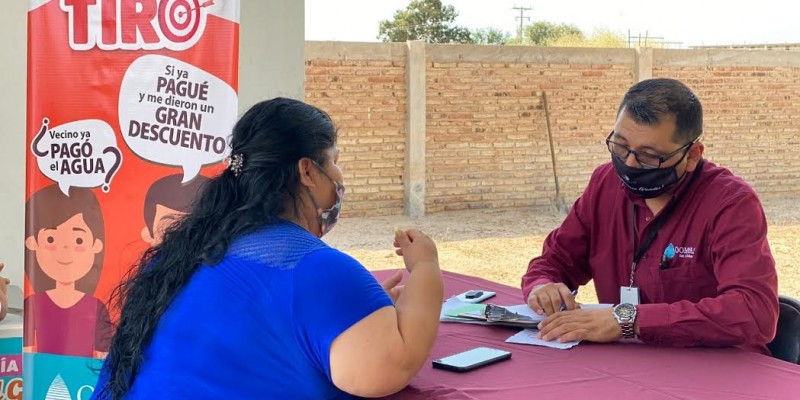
[
  {"left": 31, "top": 117, "right": 123, "bottom": 195},
  {"left": 119, "top": 54, "right": 238, "bottom": 182}
]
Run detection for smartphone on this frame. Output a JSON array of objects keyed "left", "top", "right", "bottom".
[
  {"left": 455, "top": 290, "right": 496, "bottom": 303},
  {"left": 432, "top": 347, "right": 512, "bottom": 372}
]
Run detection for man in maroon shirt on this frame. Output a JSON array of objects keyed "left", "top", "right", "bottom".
[{"left": 523, "top": 78, "right": 779, "bottom": 354}]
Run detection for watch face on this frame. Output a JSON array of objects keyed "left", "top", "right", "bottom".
[{"left": 615, "top": 303, "right": 636, "bottom": 320}]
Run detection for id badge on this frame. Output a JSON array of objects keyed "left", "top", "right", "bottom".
[{"left": 620, "top": 286, "right": 640, "bottom": 305}]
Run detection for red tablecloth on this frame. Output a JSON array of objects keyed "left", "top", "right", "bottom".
[{"left": 373, "top": 269, "right": 800, "bottom": 400}]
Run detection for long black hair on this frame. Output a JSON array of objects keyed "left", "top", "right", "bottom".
[{"left": 99, "top": 98, "right": 337, "bottom": 399}]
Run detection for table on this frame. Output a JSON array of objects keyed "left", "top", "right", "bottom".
[{"left": 373, "top": 270, "right": 800, "bottom": 400}]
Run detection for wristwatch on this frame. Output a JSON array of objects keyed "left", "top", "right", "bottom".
[{"left": 613, "top": 303, "right": 637, "bottom": 339}]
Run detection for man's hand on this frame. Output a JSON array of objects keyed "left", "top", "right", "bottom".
[
  {"left": 527, "top": 282, "right": 577, "bottom": 316},
  {"left": 537, "top": 308, "right": 622, "bottom": 343},
  {"left": 380, "top": 270, "right": 405, "bottom": 303}
]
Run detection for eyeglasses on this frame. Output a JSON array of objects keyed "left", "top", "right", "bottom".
[{"left": 605, "top": 131, "right": 695, "bottom": 169}]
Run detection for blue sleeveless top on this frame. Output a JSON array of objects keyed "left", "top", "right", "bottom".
[{"left": 93, "top": 221, "right": 393, "bottom": 399}]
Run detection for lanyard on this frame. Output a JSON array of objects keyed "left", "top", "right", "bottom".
[{"left": 628, "top": 159, "right": 705, "bottom": 287}]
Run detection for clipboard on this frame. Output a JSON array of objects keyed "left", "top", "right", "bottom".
[{"left": 456, "top": 304, "right": 540, "bottom": 329}]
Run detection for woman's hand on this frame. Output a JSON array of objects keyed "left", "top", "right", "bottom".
[
  {"left": 380, "top": 270, "right": 404, "bottom": 302},
  {"left": 393, "top": 229, "right": 439, "bottom": 272}
]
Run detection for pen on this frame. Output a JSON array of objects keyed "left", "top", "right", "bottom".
[{"left": 560, "top": 289, "right": 579, "bottom": 311}]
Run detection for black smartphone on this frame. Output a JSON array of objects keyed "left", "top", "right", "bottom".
[{"left": 432, "top": 347, "right": 512, "bottom": 372}]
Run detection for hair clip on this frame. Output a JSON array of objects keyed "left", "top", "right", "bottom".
[{"left": 228, "top": 153, "right": 244, "bottom": 177}]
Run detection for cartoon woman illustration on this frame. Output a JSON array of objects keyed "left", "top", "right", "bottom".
[{"left": 23, "top": 185, "right": 111, "bottom": 358}]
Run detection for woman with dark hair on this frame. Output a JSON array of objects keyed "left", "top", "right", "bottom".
[
  {"left": 93, "top": 98, "right": 443, "bottom": 399},
  {"left": 24, "top": 185, "right": 111, "bottom": 358}
]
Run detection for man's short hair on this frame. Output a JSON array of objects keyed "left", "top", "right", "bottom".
[
  {"left": 617, "top": 78, "right": 703, "bottom": 144},
  {"left": 143, "top": 174, "right": 209, "bottom": 235}
]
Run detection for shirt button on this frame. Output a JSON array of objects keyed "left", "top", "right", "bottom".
[{"left": 645, "top": 217, "right": 651, "bottom": 222}]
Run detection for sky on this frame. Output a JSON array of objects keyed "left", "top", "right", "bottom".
[{"left": 305, "top": 0, "right": 800, "bottom": 47}]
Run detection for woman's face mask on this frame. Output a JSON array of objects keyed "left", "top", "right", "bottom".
[{"left": 308, "top": 162, "right": 345, "bottom": 237}]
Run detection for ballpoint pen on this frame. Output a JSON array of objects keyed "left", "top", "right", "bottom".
[{"left": 560, "top": 289, "right": 579, "bottom": 311}]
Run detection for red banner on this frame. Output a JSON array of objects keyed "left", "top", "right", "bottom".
[{"left": 24, "top": 0, "right": 239, "bottom": 397}]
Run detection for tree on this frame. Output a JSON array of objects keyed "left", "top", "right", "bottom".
[
  {"left": 471, "top": 28, "right": 511, "bottom": 45},
  {"left": 522, "top": 21, "right": 584, "bottom": 46},
  {"left": 378, "top": 0, "right": 473, "bottom": 44},
  {"left": 587, "top": 29, "right": 627, "bottom": 48},
  {"left": 549, "top": 28, "right": 626, "bottom": 48}
]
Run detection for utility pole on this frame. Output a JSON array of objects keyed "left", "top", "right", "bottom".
[{"left": 512, "top": 5, "right": 532, "bottom": 43}]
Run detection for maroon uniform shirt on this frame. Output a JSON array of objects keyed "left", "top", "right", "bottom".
[{"left": 522, "top": 160, "right": 779, "bottom": 354}]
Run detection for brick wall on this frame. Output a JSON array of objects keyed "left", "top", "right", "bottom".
[
  {"left": 306, "top": 42, "right": 800, "bottom": 217},
  {"left": 653, "top": 50, "right": 800, "bottom": 196},
  {"left": 425, "top": 46, "right": 634, "bottom": 212},
  {"left": 305, "top": 43, "right": 407, "bottom": 216}
]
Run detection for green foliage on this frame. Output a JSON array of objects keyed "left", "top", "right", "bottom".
[
  {"left": 523, "top": 21, "right": 584, "bottom": 46},
  {"left": 378, "top": 0, "right": 473, "bottom": 44},
  {"left": 547, "top": 28, "right": 626, "bottom": 48},
  {"left": 471, "top": 28, "right": 512, "bottom": 45}
]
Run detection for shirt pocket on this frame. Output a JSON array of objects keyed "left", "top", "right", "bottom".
[{"left": 657, "top": 259, "right": 702, "bottom": 303}]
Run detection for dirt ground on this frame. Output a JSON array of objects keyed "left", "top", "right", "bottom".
[{"left": 324, "top": 197, "right": 800, "bottom": 304}]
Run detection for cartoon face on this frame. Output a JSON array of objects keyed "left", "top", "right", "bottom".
[
  {"left": 25, "top": 213, "right": 103, "bottom": 285},
  {"left": 142, "top": 204, "right": 187, "bottom": 246}
]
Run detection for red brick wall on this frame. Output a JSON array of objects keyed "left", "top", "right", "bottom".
[
  {"left": 304, "top": 44, "right": 407, "bottom": 216},
  {"left": 305, "top": 43, "right": 800, "bottom": 216},
  {"left": 425, "top": 53, "right": 633, "bottom": 212},
  {"left": 653, "top": 63, "right": 800, "bottom": 196}
]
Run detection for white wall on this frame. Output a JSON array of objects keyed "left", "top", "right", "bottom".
[
  {"left": 0, "top": 0, "right": 28, "bottom": 286},
  {"left": 239, "top": 0, "right": 306, "bottom": 112},
  {"left": 0, "top": 0, "right": 306, "bottom": 287}
]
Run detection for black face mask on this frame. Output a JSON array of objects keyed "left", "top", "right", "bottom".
[{"left": 612, "top": 155, "right": 687, "bottom": 199}]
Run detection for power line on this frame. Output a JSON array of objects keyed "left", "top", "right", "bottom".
[{"left": 512, "top": 5, "right": 532, "bottom": 42}]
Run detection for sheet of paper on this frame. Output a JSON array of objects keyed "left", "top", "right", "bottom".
[{"left": 505, "top": 328, "right": 580, "bottom": 350}]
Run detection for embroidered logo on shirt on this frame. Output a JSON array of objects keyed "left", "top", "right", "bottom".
[
  {"left": 664, "top": 243, "right": 676, "bottom": 260},
  {"left": 674, "top": 245, "right": 696, "bottom": 259}
]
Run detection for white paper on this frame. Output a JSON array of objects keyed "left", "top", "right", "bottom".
[{"left": 505, "top": 329, "right": 580, "bottom": 349}]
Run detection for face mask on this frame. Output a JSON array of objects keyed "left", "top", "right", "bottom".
[
  {"left": 308, "top": 163, "right": 345, "bottom": 237},
  {"left": 611, "top": 155, "right": 686, "bottom": 199}
]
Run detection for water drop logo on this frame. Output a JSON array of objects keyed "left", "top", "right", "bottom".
[
  {"left": 45, "top": 374, "right": 72, "bottom": 400},
  {"left": 660, "top": 243, "right": 676, "bottom": 270},
  {"left": 665, "top": 243, "right": 675, "bottom": 260}
]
